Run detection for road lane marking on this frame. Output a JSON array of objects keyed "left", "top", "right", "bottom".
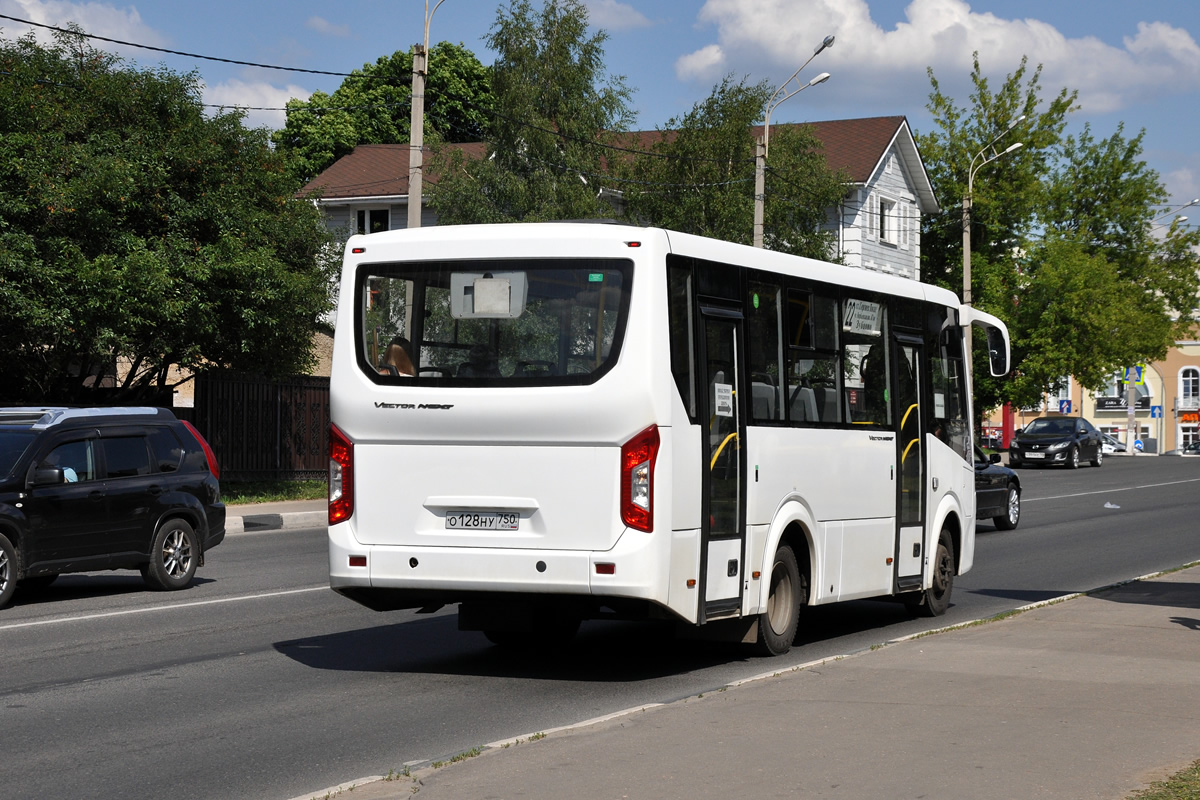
[
  {"left": 0, "top": 586, "right": 328, "bottom": 632},
  {"left": 1025, "top": 476, "right": 1200, "bottom": 503}
]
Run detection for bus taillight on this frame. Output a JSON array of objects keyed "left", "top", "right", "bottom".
[
  {"left": 620, "top": 425, "right": 659, "bottom": 532},
  {"left": 329, "top": 423, "right": 354, "bottom": 525}
]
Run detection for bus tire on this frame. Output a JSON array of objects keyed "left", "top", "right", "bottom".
[
  {"left": 755, "top": 544, "right": 804, "bottom": 656},
  {"left": 907, "top": 529, "right": 955, "bottom": 617}
]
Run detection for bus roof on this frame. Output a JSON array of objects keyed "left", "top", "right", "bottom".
[{"left": 345, "top": 222, "right": 962, "bottom": 309}]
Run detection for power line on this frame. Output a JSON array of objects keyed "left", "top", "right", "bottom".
[{"left": 0, "top": 13, "right": 388, "bottom": 78}]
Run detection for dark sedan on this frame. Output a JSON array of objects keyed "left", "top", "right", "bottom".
[
  {"left": 1009, "top": 416, "right": 1104, "bottom": 469},
  {"left": 975, "top": 446, "right": 1020, "bottom": 530}
]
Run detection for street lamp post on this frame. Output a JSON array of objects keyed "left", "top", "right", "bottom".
[
  {"left": 407, "top": 0, "right": 447, "bottom": 230},
  {"left": 753, "top": 35, "right": 834, "bottom": 248},
  {"left": 961, "top": 117, "right": 1024, "bottom": 366}
]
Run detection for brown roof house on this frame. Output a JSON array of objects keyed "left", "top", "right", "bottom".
[{"left": 300, "top": 116, "right": 936, "bottom": 280}]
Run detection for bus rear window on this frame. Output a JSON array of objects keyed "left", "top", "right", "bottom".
[{"left": 358, "top": 258, "right": 632, "bottom": 384}]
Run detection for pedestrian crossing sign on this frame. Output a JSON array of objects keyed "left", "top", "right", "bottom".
[{"left": 1123, "top": 365, "right": 1145, "bottom": 385}]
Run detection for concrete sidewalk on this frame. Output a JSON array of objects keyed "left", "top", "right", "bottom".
[
  {"left": 295, "top": 564, "right": 1200, "bottom": 800},
  {"left": 225, "top": 499, "right": 326, "bottom": 534}
]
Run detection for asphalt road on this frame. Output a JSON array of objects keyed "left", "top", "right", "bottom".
[{"left": 2, "top": 456, "right": 1198, "bottom": 800}]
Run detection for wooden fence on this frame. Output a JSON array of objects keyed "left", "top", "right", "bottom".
[{"left": 192, "top": 372, "right": 330, "bottom": 481}]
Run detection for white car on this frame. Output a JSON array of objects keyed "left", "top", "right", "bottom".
[{"left": 1100, "top": 433, "right": 1127, "bottom": 454}]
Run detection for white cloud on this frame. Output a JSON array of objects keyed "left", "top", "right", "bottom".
[
  {"left": 202, "top": 78, "right": 312, "bottom": 130},
  {"left": 0, "top": 0, "right": 167, "bottom": 50},
  {"left": 675, "top": 42, "right": 725, "bottom": 80},
  {"left": 678, "top": 0, "right": 1200, "bottom": 116},
  {"left": 584, "top": 0, "right": 652, "bottom": 32},
  {"left": 305, "top": 16, "right": 351, "bottom": 39}
]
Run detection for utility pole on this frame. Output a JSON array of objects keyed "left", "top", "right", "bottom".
[
  {"left": 407, "top": 42, "right": 427, "bottom": 230},
  {"left": 1126, "top": 367, "right": 1139, "bottom": 454},
  {"left": 407, "top": 0, "right": 446, "bottom": 230},
  {"left": 753, "top": 138, "right": 766, "bottom": 248}
]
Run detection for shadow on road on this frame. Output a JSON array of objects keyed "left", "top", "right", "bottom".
[
  {"left": 1090, "top": 580, "right": 1200, "bottom": 611},
  {"left": 11, "top": 573, "right": 217, "bottom": 608},
  {"left": 965, "top": 587, "right": 1078, "bottom": 604},
  {"left": 272, "top": 597, "right": 927, "bottom": 680}
]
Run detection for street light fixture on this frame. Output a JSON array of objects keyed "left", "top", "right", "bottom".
[
  {"left": 407, "top": 0, "right": 448, "bottom": 230},
  {"left": 962, "top": 117, "right": 1024, "bottom": 363},
  {"left": 753, "top": 35, "right": 834, "bottom": 248},
  {"left": 1152, "top": 198, "right": 1199, "bottom": 222}
]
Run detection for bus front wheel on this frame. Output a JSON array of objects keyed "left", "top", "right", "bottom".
[
  {"left": 906, "top": 529, "right": 955, "bottom": 617},
  {"left": 755, "top": 544, "right": 804, "bottom": 656}
]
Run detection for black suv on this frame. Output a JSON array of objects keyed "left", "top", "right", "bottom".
[{"left": 0, "top": 407, "right": 225, "bottom": 608}]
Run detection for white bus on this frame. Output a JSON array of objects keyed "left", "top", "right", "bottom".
[{"left": 327, "top": 223, "right": 1010, "bottom": 655}]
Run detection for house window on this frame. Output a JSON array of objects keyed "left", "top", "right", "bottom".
[
  {"left": 878, "top": 197, "right": 896, "bottom": 243},
  {"left": 1050, "top": 376, "right": 1071, "bottom": 411},
  {"left": 1180, "top": 367, "right": 1199, "bottom": 408},
  {"left": 356, "top": 209, "right": 390, "bottom": 235}
]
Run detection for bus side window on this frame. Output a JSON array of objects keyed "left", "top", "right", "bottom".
[{"left": 748, "top": 281, "right": 784, "bottom": 422}]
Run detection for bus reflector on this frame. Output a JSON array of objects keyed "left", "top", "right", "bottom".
[
  {"left": 352, "top": 247, "right": 366, "bottom": 253},
  {"left": 620, "top": 425, "right": 659, "bottom": 532},
  {"left": 349, "top": 555, "right": 367, "bottom": 567},
  {"left": 625, "top": 241, "right": 641, "bottom": 247},
  {"left": 329, "top": 423, "right": 354, "bottom": 524},
  {"left": 595, "top": 563, "right": 615, "bottom": 575}
]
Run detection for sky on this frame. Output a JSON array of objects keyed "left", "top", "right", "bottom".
[{"left": 2, "top": 0, "right": 1199, "bottom": 219}]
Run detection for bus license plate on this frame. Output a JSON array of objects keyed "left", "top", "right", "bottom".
[{"left": 445, "top": 511, "right": 520, "bottom": 530}]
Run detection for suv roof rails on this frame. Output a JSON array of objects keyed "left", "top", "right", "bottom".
[{"left": 0, "top": 406, "right": 171, "bottom": 429}]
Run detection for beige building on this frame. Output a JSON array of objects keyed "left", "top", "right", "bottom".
[{"left": 984, "top": 332, "right": 1200, "bottom": 453}]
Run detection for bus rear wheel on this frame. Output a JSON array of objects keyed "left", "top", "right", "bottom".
[{"left": 755, "top": 544, "right": 805, "bottom": 656}]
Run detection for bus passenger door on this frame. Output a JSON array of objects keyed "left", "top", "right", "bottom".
[
  {"left": 700, "top": 310, "right": 746, "bottom": 621},
  {"left": 894, "top": 336, "right": 925, "bottom": 589}
]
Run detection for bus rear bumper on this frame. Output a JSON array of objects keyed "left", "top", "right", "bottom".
[{"left": 328, "top": 521, "right": 670, "bottom": 609}]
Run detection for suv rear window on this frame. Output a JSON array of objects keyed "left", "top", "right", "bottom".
[
  {"left": 102, "top": 436, "right": 152, "bottom": 478},
  {"left": 357, "top": 258, "right": 632, "bottom": 385}
]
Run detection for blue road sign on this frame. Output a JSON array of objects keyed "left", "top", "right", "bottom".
[
  {"left": 1151, "top": 405, "right": 1163, "bottom": 419},
  {"left": 1059, "top": 400, "right": 1072, "bottom": 414},
  {"left": 1124, "top": 365, "right": 1146, "bottom": 385},
  {"left": 1135, "top": 439, "right": 1145, "bottom": 452}
]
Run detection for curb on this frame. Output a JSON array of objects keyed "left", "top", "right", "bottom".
[{"left": 226, "top": 510, "right": 327, "bottom": 534}]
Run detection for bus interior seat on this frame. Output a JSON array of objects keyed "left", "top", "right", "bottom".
[
  {"left": 457, "top": 345, "right": 502, "bottom": 377},
  {"left": 515, "top": 360, "right": 556, "bottom": 378},
  {"left": 789, "top": 385, "right": 818, "bottom": 422},
  {"left": 813, "top": 384, "right": 838, "bottom": 422},
  {"left": 752, "top": 381, "right": 777, "bottom": 420}
]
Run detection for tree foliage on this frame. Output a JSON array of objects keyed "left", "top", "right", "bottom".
[
  {"left": 0, "top": 30, "right": 337, "bottom": 403},
  {"left": 619, "top": 75, "right": 845, "bottom": 260},
  {"left": 428, "top": 0, "right": 635, "bottom": 224},
  {"left": 272, "top": 42, "right": 493, "bottom": 185},
  {"left": 917, "top": 54, "right": 1200, "bottom": 413}
]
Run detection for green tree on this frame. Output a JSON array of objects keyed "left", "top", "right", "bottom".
[
  {"left": 272, "top": 42, "right": 493, "bottom": 185},
  {"left": 428, "top": 0, "right": 635, "bottom": 223},
  {"left": 0, "top": 30, "right": 337, "bottom": 403},
  {"left": 917, "top": 55, "right": 1200, "bottom": 413},
  {"left": 619, "top": 75, "right": 846, "bottom": 260}
]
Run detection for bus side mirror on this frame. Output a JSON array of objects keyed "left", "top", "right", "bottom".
[{"left": 986, "top": 326, "right": 1009, "bottom": 377}]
